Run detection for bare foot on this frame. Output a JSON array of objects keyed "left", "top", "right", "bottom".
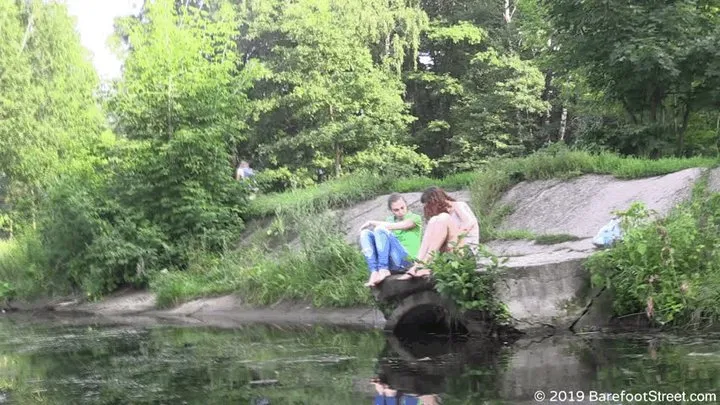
[
  {"left": 419, "top": 394, "right": 441, "bottom": 405},
  {"left": 383, "top": 388, "right": 397, "bottom": 397},
  {"left": 397, "top": 268, "right": 417, "bottom": 280},
  {"left": 374, "top": 269, "right": 391, "bottom": 285},
  {"left": 415, "top": 269, "right": 432, "bottom": 278},
  {"left": 364, "top": 271, "right": 380, "bottom": 287}
]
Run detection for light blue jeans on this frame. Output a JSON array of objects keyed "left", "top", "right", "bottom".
[
  {"left": 374, "top": 394, "right": 419, "bottom": 405},
  {"left": 359, "top": 228, "right": 412, "bottom": 273}
]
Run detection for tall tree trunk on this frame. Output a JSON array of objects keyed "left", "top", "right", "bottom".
[
  {"left": 676, "top": 103, "right": 690, "bottom": 156},
  {"left": 649, "top": 86, "right": 664, "bottom": 124},
  {"left": 334, "top": 143, "right": 343, "bottom": 178},
  {"left": 559, "top": 107, "right": 568, "bottom": 141},
  {"left": 330, "top": 105, "right": 342, "bottom": 177},
  {"left": 650, "top": 97, "right": 658, "bottom": 123},
  {"left": 623, "top": 99, "right": 638, "bottom": 124},
  {"left": 542, "top": 69, "right": 554, "bottom": 126},
  {"left": 20, "top": 10, "right": 34, "bottom": 52},
  {"left": 503, "top": 0, "right": 516, "bottom": 23}
]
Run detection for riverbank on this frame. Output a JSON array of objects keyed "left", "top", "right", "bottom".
[
  {"left": 4, "top": 150, "right": 720, "bottom": 334},
  {"left": 151, "top": 150, "right": 717, "bottom": 308},
  {"left": 4, "top": 290, "right": 384, "bottom": 329}
]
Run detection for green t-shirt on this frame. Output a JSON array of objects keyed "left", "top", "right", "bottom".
[{"left": 385, "top": 212, "right": 423, "bottom": 260}]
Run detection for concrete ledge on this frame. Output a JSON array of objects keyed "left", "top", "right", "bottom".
[{"left": 497, "top": 256, "right": 592, "bottom": 333}]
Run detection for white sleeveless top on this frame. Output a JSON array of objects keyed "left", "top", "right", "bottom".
[{"left": 449, "top": 201, "right": 479, "bottom": 248}]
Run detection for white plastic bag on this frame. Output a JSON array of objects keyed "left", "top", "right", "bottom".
[{"left": 592, "top": 218, "right": 622, "bottom": 248}]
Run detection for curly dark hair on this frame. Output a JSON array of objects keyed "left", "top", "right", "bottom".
[{"left": 420, "top": 186, "right": 456, "bottom": 220}]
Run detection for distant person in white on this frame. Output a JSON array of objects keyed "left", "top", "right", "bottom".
[{"left": 235, "top": 160, "right": 255, "bottom": 181}]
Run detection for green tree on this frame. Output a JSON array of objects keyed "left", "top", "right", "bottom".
[
  {"left": 28, "top": 0, "right": 260, "bottom": 297},
  {"left": 543, "top": 0, "right": 720, "bottom": 156},
  {"left": 109, "top": 0, "right": 259, "bottom": 145},
  {"left": 406, "top": 1, "right": 548, "bottom": 172},
  {"left": 241, "top": 0, "right": 422, "bottom": 177},
  {"left": 0, "top": 0, "right": 103, "bottom": 234}
]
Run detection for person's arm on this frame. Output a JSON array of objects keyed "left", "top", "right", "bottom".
[
  {"left": 359, "top": 218, "right": 417, "bottom": 231},
  {"left": 383, "top": 218, "right": 417, "bottom": 231}
]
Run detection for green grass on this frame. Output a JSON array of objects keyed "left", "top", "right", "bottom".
[
  {"left": 490, "top": 229, "right": 536, "bottom": 241},
  {"left": 533, "top": 233, "right": 581, "bottom": 245},
  {"left": 156, "top": 146, "right": 718, "bottom": 307},
  {"left": 151, "top": 209, "right": 372, "bottom": 308},
  {"left": 151, "top": 244, "right": 372, "bottom": 309},
  {"left": 487, "top": 230, "right": 581, "bottom": 245},
  {"left": 247, "top": 170, "right": 479, "bottom": 219}
]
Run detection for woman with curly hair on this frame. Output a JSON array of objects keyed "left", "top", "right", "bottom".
[{"left": 398, "top": 186, "right": 479, "bottom": 279}]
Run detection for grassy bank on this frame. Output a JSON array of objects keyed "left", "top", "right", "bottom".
[
  {"left": 247, "top": 170, "right": 478, "bottom": 218},
  {"left": 151, "top": 207, "right": 373, "bottom": 308},
  {"left": 0, "top": 233, "right": 54, "bottom": 303},
  {"left": 151, "top": 147, "right": 717, "bottom": 307},
  {"left": 2, "top": 146, "right": 717, "bottom": 307}
]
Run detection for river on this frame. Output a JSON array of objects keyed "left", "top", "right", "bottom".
[{"left": 0, "top": 315, "right": 719, "bottom": 404}]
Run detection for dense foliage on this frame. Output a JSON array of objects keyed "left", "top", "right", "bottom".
[
  {"left": 430, "top": 246, "right": 510, "bottom": 322},
  {"left": 587, "top": 180, "right": 720, "bottom": 328},
  {"left": 1, "top": 0, "right": 720, "bottom": 303}
]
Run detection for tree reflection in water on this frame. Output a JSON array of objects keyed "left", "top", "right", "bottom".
[{"left": 1, "top": 316, "right": 720, "bottom": 404}]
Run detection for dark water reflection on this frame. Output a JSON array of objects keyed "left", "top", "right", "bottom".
[{"left": 1, "top": 315, "right": 720, "bottom": 404}]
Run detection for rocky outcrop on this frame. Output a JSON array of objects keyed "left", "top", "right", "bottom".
[{"left": 496, "top": 168, "right": 702, "bottom": 238}]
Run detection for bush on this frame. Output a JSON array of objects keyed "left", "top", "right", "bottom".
[
  {"left": 345, "top": 142, "right": 436, "bottom": 178},
  {"left": 587, "top": 181, "right": 720, "bottom": 328},
  {"left": 112, "top": 130, "right": 248, "bottom": 251},
  {"left": 252, "top": 166, "right": 316, "bottom": 193},
  {"left": 429, "top": 246, "right": 510, "bottom": 322},
  {"left": 0, "top": 232, "right": 51, "bottom": 301},
  {"left": 36, "top": 130, "right": 249, "bottom": 298}
]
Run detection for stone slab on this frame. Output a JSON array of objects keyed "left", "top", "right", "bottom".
[{"left": 497, "top": 168, "right": 702, "bottom": 238}]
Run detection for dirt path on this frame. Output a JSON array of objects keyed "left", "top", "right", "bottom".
[{"left": 6, "top": 291, "right": 385, "bottom": 329}]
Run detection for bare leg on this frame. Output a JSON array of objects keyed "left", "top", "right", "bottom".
[
  {"left": 419, "top": 394, "right": 441, "bottom": 405},
  {"left": 373, "top": 269, "right": 392, "bottom": 286},
  {"left": 416, "top": 213, "right": 458, "bottom": 261}
]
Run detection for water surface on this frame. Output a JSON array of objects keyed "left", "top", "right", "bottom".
[{"left": 1, "top": 315, "right": 719, "bottom": 404}]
